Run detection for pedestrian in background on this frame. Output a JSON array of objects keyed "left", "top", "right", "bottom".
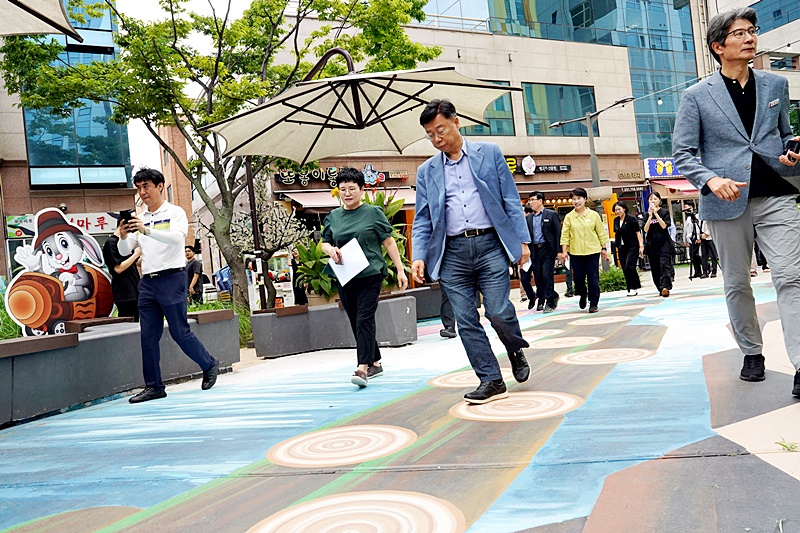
[
  {"left": 526, "top": 191, "right": 562, "bottom": 313},
  {"left": 519, "top": 204, "right": 535, "bottom": 306},
  {"left": 119, "top": 168, "right": 219, "bottom": 403},
  {"left": 644, "top": 191, "right": 674, "bottom": 297},
  {"left": 558, "top": 188, "right": 609, "bottom": 313},
  {"left": 102, "top": 220, "right": 141, "bottom": 321},
  {"left": 322, "top": 167, "right": 408, "bottom": 387},
  {"left": 185, "top": 246, "right": 203, "bottom": 305},
  {"left": 612, "top": 201, "right": 643, "bottom": 296}
]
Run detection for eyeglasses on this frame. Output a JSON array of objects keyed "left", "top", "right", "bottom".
[
  {"left": 425, "top": 124, "right": 452, "bottom": 141},
  {"left": 725, "top": 26, "right": 759, "bottom": 40}
]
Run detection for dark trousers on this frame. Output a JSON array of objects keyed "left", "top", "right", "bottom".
[
  {"left": 648, "top": 250, "right": 674, "bottom": 291},
  {"left": 531, "top": 243, "right": 556, "bottom": 306},
  {"left": 619, "top": 246, "right": 641, "bottom": 291},
  {"left": 570, "top": 253, "right": 601, "bottom": 306},
  {"left": 689, "top": 243, "right": 704, "bottom": 278},
  {"left": 440, "top": 288, "right": 455, "bottom": 330},
  {"left": 520, "top": 266, "right": 535, "bottom": 302},
  {"left": 116, "top": 300, "right": 140, "bottom": 322},
  {"left": 337, "top": 273, "right": 383, "bottom": 366},
  {"left": 139, "top": 270, "right": 216, "bottom": 391},
  {"left": 701, "top": 240, "right": 718, "bottom": 275}
]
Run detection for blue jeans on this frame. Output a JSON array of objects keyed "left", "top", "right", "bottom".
[
  {"left": 439, "top": 233, "right": 528, "bottom": 381},
  {"left": 139, "top": 270, "right": 216, "bottom": 390}
]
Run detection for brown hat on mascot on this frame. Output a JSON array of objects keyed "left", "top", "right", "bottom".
[{"left": 33, "top": 209, "right": 86, "bottom": 250}]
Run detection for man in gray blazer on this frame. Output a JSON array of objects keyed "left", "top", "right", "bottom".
[
  {"left": 673, "top": 7, "right": 800, "bottom": 396},
  {"left": 412, "top": 99, "right": 531, "bottom": 404}
]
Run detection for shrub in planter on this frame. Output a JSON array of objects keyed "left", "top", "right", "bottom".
[
  {"left": 295, "top": 238, "right": 339, "bottom": 301},
  {"left": 599, "top": 266, "right": 628, "bottom": 293}
]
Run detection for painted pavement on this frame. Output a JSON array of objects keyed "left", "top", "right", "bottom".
[{"left": 2, "top": 273, "right": 800, "bottom": 532}]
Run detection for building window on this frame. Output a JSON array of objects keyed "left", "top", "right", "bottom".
[
  {"left": 752, "top": 0, "right": 800, "bottom": 32},
  {"left": 167, "top": 185, "right": 173, "bottom": 203},
  {"left": 460, "top": 81, "right": 515, "bottom": 137},
  {"left": 521, "top": 83, "right": 598, "bottom": 137},
  {"left": 23, "top": 2, "right": 130, "bottom": 188}
]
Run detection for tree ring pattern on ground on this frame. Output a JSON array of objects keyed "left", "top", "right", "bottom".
[
  {"left": 449, "top": 391, "right": 584, "bottom": 422},
  {"left": 555, "top": 348, "right": 656, "bottom": 365},
  {"left": 266, "top": 425, "right": 417, "bottom": 468},
  {"left": 246, "top": 490, "right": 467, "bottom": 533}
]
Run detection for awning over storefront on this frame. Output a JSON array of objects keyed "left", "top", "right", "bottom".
[
  {"left": 516, "top": 180, "right": 646, "bottom": 197},
  {"left": 651, "top": 179, "right": 698, "bottom": 195},
  {"left": 281, "top": 188, "right": 417, "bottom": 213}
]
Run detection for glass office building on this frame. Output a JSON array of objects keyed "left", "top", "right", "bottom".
[
  {"left": 424, "top": 0, "right": 697, "bottom": 158},
  {"left": 23, "top": 3, "right": 131, "bottom": 188}
]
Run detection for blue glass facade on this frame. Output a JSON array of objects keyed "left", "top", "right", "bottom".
[
  {"left": 23, "top": 2, "right": 131, "bottom": 188},
  {"left": 423, "top": 0, "right": 697, "bottom": 158},
  {"left": 751, "top": 0, "right": 800, "bottom": 32},
  {"left": 521, "top": 83, "right": 598, "bottom": 136}
]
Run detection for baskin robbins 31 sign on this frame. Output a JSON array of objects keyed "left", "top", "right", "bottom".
[{"left": 4, "top": 208, "right": 114, "bottom": 336}]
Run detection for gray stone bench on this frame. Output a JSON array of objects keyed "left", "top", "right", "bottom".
[
  {"left": 0, "top": 310, "right": 240, "bottom": 425},
  {"left": 251, "top": 295, "right": 417, "bottom": 359}
]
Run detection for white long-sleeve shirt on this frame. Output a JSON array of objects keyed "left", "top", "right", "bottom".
[{"left": 118, "top": 201, "right": 187, "bottom": 275}]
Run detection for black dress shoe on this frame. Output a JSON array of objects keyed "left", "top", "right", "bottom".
[
  {"left": 439, "top": 327, "right": 457, "bottom": 339},
  {"left": 699, "top": 273, "right": 709, "bottom": 279},
  {"left": 508, "top": 349, "right": 530, "bottom": 383},
  {"left": 202, "top": 360, "right": 219, "bottom": 390},
  {"left": 536, "top": 301, "right": 544, "bottom": 312},
  {"left": 740, "top": 354, "right": 765, "bottom": 382},
  {"left": 129, "top": 387, "right": 167, "bottom": 403},
  {"left": 792, "top": 371, "right": 800, "bottom": 398},
  {"left": 579, "top": 294, "right": 587, "bottom": 309},
  {"left": 564, "top": 291, "right": 574, "bottom": 298},
  {"left": 464, "top": 379, "right": 508, "bottom": 404},
  {"left": 710, "top": 273, "right": 717, "bottom": 278},
  {"left": 527, "top": 300, "right": 535, "bottom": 310},
  {"left": 588, "top": 305, "right": 599, "bottom": 313},
  {"left": 550, "top": 294, "right": 560, "bottom": 310}
]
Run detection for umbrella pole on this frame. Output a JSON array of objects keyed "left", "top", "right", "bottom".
[{"left": 246, "top": 156, "right": 268, "bottom": 310}]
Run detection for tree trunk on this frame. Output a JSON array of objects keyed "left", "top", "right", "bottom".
[
  {"left": 261, "top": 256, "right": 277, "bottom": 308},
  {"left": 211, "top": 223, "right": 249, "bottom": 309}
]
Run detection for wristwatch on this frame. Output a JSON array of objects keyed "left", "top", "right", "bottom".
[{"left": 144, "top": 227, "right": 151, "bottom": 236}]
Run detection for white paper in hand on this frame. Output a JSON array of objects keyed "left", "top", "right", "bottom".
[
  {"left": 521, "top": 259, "right": 532, "bottom": 272},
  {"left": 329, "top": 238, "right": 369, "bottom": 286}
]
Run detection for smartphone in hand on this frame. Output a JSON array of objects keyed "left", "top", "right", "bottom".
[{"left": 785, "top": 139, "right": 800, "bottom": 163}]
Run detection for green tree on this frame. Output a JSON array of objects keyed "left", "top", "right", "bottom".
[{"left": 0, "top": 0, "right": 440, "bottom": 306}]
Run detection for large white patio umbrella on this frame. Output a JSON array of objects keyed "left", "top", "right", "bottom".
[
  {"left": 205, "top": 48, "right": 519, "bottom": 165},
  {"left": 1, "top": 0, "right": 83, "bottom": 41}
]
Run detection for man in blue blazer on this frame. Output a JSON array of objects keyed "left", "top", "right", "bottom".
[
  {"left": 673, "top": 8, "right": 800, "bottom": 396},
  {"left": 411, "top": 99, "right": 531, "bottom": 404}
]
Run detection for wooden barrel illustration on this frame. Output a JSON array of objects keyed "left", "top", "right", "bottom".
[{"left": 6, "top": 268, "right": 115, "bottom": 331}]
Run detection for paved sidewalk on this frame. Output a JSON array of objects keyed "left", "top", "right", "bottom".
[{"left": 1, "top": 267, "right": 799, "bottom": 532}]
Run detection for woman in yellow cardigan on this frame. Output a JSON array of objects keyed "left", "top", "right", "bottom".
[{"left": 558, "top": 188, "right": 609, "bottom": 313}]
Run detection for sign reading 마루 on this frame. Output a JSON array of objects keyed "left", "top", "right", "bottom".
[{"left": 6, "top": 212, "right": 116, "bottom": 239}]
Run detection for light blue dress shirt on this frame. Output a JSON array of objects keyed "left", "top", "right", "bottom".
[
  {"left": 443, "top": 146, "right": 492, "bottom": 237},
  {"left": 531, "top": 211, "right": 544, "bottom": 244}
]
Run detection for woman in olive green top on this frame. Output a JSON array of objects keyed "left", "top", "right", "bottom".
[
  {"left": 558, "top": 188, "right": 609, "bottom": 313},
  {"left": 321, "top": 168, "right": 409, "bottom": 387}
]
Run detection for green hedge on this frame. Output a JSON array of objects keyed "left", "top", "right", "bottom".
[
  {"left": 599, "top": 266, "right": 629, "bottom": 293},
  {"left": 0, "top": 295, "right": 22, "bottom": 340}
]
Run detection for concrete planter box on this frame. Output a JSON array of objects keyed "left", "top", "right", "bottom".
[
  {"left": 252, "top": 295, "right": 417, "bottom": 359},
  {"left": 0, "top": 311, "right": 240, "bottom": 425}
]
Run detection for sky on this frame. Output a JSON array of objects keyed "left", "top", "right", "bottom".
[{"left": 115, "top": 0, "right": 253, "bottom": 173}]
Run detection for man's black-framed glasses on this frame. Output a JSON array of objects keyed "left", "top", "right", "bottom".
[{"left": 726, "top": 26, "right": 759, "bottom": 40}]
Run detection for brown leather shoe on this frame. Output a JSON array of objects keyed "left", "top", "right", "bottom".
[
  {"left": 367, "top": 364, "right": 383, "bottom": 379},
  {"left": 351, "top": 369, "right": 368, "bottom": 387}
]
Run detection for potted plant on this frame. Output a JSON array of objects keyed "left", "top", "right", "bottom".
[
  {"left": 362, "top": 187, "right": 412, "bottom": 291},
  {"left": 295, "top": 237, "right": 339, "bottom": 306}
]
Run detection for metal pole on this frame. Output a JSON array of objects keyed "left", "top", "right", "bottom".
[
  {"left": 586, "top": 112, "right": 600, "bottom": 188},
  {"left": 245, "top": 156, "right": 267, "bottom": 310}
]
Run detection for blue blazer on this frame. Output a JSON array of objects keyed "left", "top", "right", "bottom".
[
  {"left": 673, "top": 69, "right": 800, "bottom": 221},
  {"left": 412, "top": 140, "right": 529, "bottom": 280}
]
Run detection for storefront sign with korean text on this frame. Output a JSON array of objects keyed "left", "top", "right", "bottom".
[{"left": 6, "top": 212, "right": 115, "bottom": 239}]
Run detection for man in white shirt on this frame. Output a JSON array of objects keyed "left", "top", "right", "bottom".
[{"left": 119, "top": 168, "right": 218, "bottom": 403}]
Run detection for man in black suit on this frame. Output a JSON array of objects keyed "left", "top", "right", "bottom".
[{"left": 526, "top": 191, "right": 562, "bottom": 313}]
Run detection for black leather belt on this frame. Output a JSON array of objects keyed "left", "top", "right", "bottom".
[
  {"left": 533, "top": 242, "right": 546, "bottom": 248},
  {"left": 448, "top": 227, "right": 496, "bottom": 239},
  {"left": 143, "top": 267, "right": 184, "bottom": 279}
]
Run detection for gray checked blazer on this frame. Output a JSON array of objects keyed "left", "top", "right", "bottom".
[{"left": 672, "top": 69, "right": 800, "bottom": 221}]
